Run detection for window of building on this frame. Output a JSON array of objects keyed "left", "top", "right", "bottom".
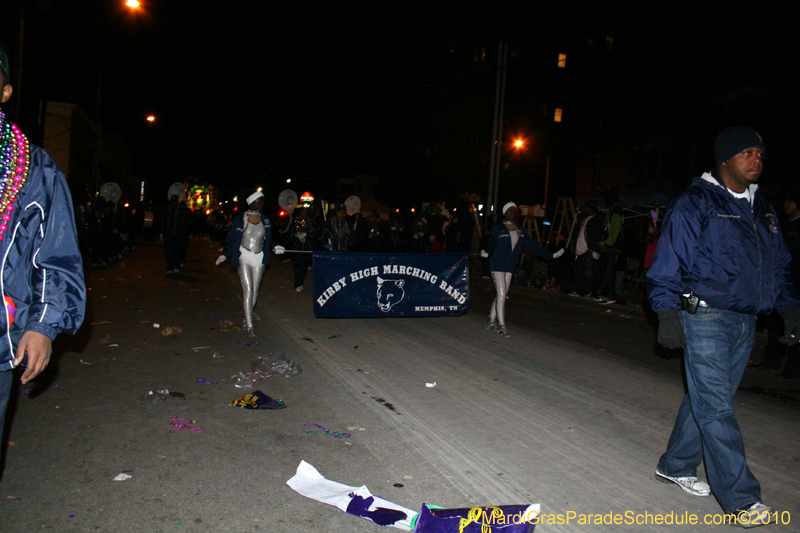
[
  {"left": 605, "top": 36, "right": 613, "bottom": 50},
  {"left": 558, "top": 53, "right": 566, "bottom": 68},
  {"left": 554, "top": 108, "right": 563, "bottom": 123}
]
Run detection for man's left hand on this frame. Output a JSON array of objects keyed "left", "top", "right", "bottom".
[
  {"left": 779, "top": 307, "right": 800, "bottom": 345},
  {"left": 13, "top": 331, "right": 53, "bottom": 385}
]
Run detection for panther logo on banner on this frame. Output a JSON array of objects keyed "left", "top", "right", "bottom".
[{"left": 376, "top": 277, "right": 405, "bottom": 312}]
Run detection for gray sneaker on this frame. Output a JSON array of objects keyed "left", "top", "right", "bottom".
[
  {"left": 736, "top": 502, "right": 775, "bottom": 528},
  {"left": 497, "top": 324, "right": 510, "bottom": 338},
  {"left": 485, "top": 318, "right": 497, "bottom": 333},
  {"left": 655, "top": 469, "right": 710, "bottom": 497}
]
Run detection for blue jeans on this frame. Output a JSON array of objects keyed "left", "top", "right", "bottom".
[
  {"left": 0, "top": 369, "right": 12, "bottom": 462},
  {"left": 657, "top": 308, "right": 761, "bottom": 513}
]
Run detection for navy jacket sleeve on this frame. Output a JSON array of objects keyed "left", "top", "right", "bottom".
[
  {"left": 222, "top": 217, "right": 241, "bottom": 261},
  {"left": 521, "top": 232, "right": 554, "bottom": 261},
  {"left": 486, "top": 225, "right": 500, "bottom": 255},
  {"left": 646, "top": 197, "right": 703, "bottom": 313},
  {"left": 769, "top": 217, "right": 800, "bottom": 316},
  {"left": 25, "top": 152, "right": 86, "bottom": 339}
]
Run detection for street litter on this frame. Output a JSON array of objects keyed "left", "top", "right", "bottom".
[
  {"left": 98, "top": 335, "right": 111, "bottom": 344},
  {"left": 168, "top": 415, "right": 203, "bottom": 432},
  {"left": 233, "top": 338, "right": 259, "bottom": 347},
  {"left": 415, "top": 504, "right": 541, "bottom": 532},
  {"left": 212, "top": 351, "right": 227, "bottom": 358},
  {"left": 219, "top": 320, "right": 240, "bottom": 331},
  {"left": 162, "top": 327, "right": 182, "bottom": 336},
  {"left": 425, "top": 382, "right": 436, "bottom": 388},
  {"left": 231, "top": 354, "right": 303, "bottom": 387},
  {"left": 304, "top": 423, "right": 350, "bottom": 438},
  {"left": 90, "top": 321, "right": 113, "bottom": 325},
  {"left": 113, "top": 473, "right": 132, "bottom": 481},
  {"left": 328, "top": 334, "right": 343, "bottom": 339},
  {"left": 139, "top": 389, "right": 170, "bottom": 402},
  {"left": 79, "top": 359, "right": 93, "bottom": 365},
  {"left": 230, "top": 391, "right": 286, "bottom": 409},
  {"left": 286, "top": 461, "right": 416, "bottom": 530},
  {"left": 109, "top": 344, "right": 119, "bottom": 347},
  {"left": 287, "top": 461, "right": 541, "bottom": 532},
  {"left": 192, "top": 346, "right": 211, "bottom": 350},
  {"left": 153, "top": 323, "right": 160, "bottom": 328},
  {"left": 196, "top": 378, "right": 218, "bottom": 385}
]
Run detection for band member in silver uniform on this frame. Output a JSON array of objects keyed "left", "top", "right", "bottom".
[
  {"left": 216, "top": 192, "right": 284, "bottom": 336},
  {"left": 481, "top": 202, "right": 564, "bottom": 337}
]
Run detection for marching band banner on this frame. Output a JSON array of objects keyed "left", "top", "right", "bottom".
[{"left": 312, "top": 252, "right": 469, "bottom": 318}]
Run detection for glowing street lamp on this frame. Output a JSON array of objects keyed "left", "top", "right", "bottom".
[
  {"left": 126, "top": 0, "right": 140, "bottom": 8},
  {"left": 146, "top": 115, "right": 156, "bottom": 123},
  {"left": 514, "top": 139, "right": 524, "bottom": 148}
]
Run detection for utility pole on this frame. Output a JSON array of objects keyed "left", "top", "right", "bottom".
[{"left": 486, "top": 39, "right": 508, "bottom": 221}]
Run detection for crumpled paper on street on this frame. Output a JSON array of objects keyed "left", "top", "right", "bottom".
[{"left": 162, "top": 327, "right": 182, "bottom": 336}]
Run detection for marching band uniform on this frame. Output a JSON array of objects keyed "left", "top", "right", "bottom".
[{"left": 216, "top": 192, "right": 284, "bottom": 336}]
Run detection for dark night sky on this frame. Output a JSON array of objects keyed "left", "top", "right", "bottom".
[{"left": 3, "top": 1, "right": 799, "bottom": 206}]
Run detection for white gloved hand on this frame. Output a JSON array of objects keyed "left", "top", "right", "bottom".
[
  {"left": 591, "top": 251, "right": 600, "bottom": 260},
  {"left": 215, "top": 255, "right": 227, "bottom": 265},
  {"left": 480, "top": 250, "right": 489, "bottom": 258},
  {"left": 552, "top": 248, "right": 565, "bottom": 259},
  {"left": 273, "top": 245, "right": 285, "bottom": 255}
]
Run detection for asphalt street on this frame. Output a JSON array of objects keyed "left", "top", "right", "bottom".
[{"left": 1, "top": 240, "right": 798, "bottom": 532}]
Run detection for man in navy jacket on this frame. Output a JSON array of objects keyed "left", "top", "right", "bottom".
[
  {"left": 0, "top": 48, "right": 86, "bottom": 460},
  {"left": 647, "top": 127, "right": 800, "bottom": 526}
]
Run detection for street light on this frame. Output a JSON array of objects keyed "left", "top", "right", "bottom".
[
  {"left": 146, "top": 115, "right": 155, "bottom": 123},
  {"left": 126, "top": 0, "right": 140, "bottom": 8},
  {"left": 514, "top": 139, "right": 524, "bottom": 148}
]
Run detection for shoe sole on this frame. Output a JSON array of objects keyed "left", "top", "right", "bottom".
[{"left": 655, "top": 470, "right": 710, "bottom": 497}]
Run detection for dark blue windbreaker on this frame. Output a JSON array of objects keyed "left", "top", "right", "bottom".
[
  {"left": 647, "top": 173, "right": 800, "bottom": 315},
  {"left": 1, "top": 146, "right": 86, "bottom": 371},
  {"left": 486, "top": 221, "right": 554, "bottom": 273}
]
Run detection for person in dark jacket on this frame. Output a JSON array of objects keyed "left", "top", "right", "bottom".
[
  {"left": 0, "top": 50, "right": 86, "bottom": 460},
  {"left": 286, "top": 208, "right": 316, "bottom": 292},
  {"left": 570, "top": 200, "right": 603, "bottom": 298},
  {"left": 216, "top": 192, "right": 284, "bottom": 337},
  {"left": 647, "top": 127, "right": 800, "bottom": 526},
  {"left": 481, "top": 202, "right": 564, "bottom": 338},
  {"left": 319, "top": 204, "right": 355, "bottom": 252},
  {"left": 161, "top": 194, "right": 191, "bottom": 274},
  {"left": 752, "top": 187, "right": 800, "bottom": 378},
  {"left": 599, "top": 191, "right": 623, "bottom": 304}
]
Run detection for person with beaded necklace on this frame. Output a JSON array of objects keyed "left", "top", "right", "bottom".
[
  {"left": 0, "top": 47, "right": 86, "bottom": 462},
  {"left": 216, "top": 192, "right": 285, "bottom": 337}
]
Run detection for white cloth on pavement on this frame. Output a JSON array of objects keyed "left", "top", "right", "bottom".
[{"left": 286, "top": 460, "right": 417, "bottom": 530}]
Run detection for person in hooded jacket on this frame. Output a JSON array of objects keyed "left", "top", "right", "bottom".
[
  {"left": 0, "top": 48, "right": 86, "bottom": 459},
  {"left": 481, "top": 202, "right": 564, "bottom": 338},
  {"left": 647, "top": 127, "right": 800, "bottom": 526}
]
